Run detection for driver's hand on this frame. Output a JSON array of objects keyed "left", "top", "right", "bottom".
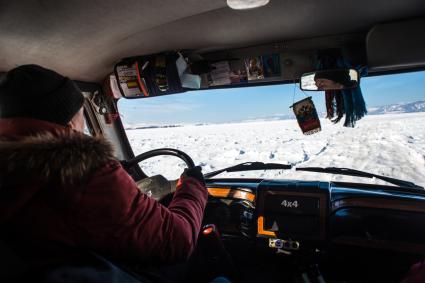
[{"left": 181, "top": 166, "right": 205, "bottom": 186}]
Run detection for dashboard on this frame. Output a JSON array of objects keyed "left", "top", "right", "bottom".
[{"left": 203, "top": 179, "right": 425, "bottom": 255}]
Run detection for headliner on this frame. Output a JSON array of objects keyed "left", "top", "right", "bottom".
[{"left": 1, "top": 0, "right": 424, "bottom": 82}]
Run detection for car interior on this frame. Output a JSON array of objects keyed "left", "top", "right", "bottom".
[{"left": 1, "top": 1, "right": 425, "bottom": 282}]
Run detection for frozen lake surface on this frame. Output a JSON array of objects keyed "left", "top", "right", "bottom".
[{"left": 125, "top": 113, "right": 425, "bottom": 187}]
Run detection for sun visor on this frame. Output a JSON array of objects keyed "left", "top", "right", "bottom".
[{"left": 367, "top": 17, "right": 425, "bottom": 72}]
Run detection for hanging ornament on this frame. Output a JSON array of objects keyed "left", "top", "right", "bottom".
[
  {"left": 291, "top": 97, "right": 321, "bottom": 135},
  {"left": 314, "top": 50, "right": 368, "bottom": 127}
]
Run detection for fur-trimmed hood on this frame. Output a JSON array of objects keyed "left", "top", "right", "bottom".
[{"left": 0, "top": 119, "right": 116, "bottom": 187}]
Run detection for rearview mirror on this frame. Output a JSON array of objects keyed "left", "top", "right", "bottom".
[{"left": 300, "top": 69, "right": 359, "bottom": 91}]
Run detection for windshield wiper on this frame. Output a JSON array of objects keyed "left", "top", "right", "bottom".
[
  {"left": 296, "top": 167, "right": 424, "bottom": 190},
  {"left": 204, "top": 162, "right": 292, "bottom": 178}
]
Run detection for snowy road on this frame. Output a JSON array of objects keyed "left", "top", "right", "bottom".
[{"left": 125, "top": 113, "right": 425, "bottom": 187}]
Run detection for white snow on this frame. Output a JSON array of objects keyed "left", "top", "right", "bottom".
[{"left": 125, "top": 113, "right": 425, "bottom": 187}]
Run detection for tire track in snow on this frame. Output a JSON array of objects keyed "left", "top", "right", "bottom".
[{"left": 290, "top": 145, "right": 310, "bottom": 166}]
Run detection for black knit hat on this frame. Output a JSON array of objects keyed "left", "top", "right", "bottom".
[{"left": 0, "top": 64, "right": 84, "bottom": 126}]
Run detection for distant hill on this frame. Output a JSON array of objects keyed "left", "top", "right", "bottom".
[
  {"left": 125, "top": 124, "right": 183, "bottom": 130},
  {"left": 243, "top": 101, "right": 425, "bottom": 122},
  {"left": 232, "top": 101, "right": 425, "bottom": 124},
  {"left": 368, "top": 100, "right": 425, "bottom": 115},
  {"left": 124, "top": 101, "right": 425, "bottom": 129},
  {"left": 240, "top": 113, "right": 295, "bottom": 123}
]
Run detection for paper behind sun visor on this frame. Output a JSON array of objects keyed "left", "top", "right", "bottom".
[
  {"left": 116, "top": 64, "right": 144, "bottom": 97},
  {"left": 209, "top": 61, "right": 231, "bottom": 86},
  {"left": 176, "top": 54, "right": 201, "bottom": 89}
]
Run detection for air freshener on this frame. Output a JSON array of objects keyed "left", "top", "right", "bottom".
[{"left": 291, "top": 97, "right": 321, "bottom": 135}]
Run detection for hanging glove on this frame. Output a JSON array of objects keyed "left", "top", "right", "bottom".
[{"left": 181, "top": 166, "right": 205, "bottom": 186}]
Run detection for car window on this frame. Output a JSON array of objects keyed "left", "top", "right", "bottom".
[
  {"left": 118, "top": 70, "right": 425, "bottom": 186},
  {"left": 83, "top": 109, "right": 94, "bottom": 136}
]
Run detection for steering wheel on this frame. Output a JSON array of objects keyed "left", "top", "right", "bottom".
[
  {"left": 121, "top": 148, "right": 195, "bottom": 178},
  {"left": 121, "top": 148, "right": 196, "bottom": 206}
]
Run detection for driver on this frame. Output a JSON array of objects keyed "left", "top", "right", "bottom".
[
  {"left": 0, "top": 65, "right": 208, "bottom": 268},
  {"left": 314, "top": 69, "right": 355, "bottom": 90}
]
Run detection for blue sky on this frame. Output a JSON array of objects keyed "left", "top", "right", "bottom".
[{"left": 118, "top": 70, "right": 425, "bottom": 125}]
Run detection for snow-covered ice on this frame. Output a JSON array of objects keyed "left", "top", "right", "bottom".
[{"left": 125, "top": 113, "right": 425, "bottom": 187}]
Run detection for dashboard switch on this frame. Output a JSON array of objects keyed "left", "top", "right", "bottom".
[
  {"left": 269, "top": 238, "right": 284, "bottom": 249},
  {"left": 269, "top": 239, "right": 300, "bottom": 250},
  {"left": 203, "top": 226, "right": 215, "bottom": 235},
  {"left": 291, "top": 241, "right": 300, "bottom": 250}
]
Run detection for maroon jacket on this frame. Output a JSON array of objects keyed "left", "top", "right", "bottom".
[
  {"left": 401, "top": 261, "right": 425, "bottom": 283},
  {"left": 0, "top": 118, "right": 208, "bottom": 265}
]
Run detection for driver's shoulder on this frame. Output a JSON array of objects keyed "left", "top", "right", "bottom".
[
  {"left": 42, "top": 131, "right": 117, "bottom": 187},
  {"left": 0, "top": 128, "right": 117, "bottom": 188}
]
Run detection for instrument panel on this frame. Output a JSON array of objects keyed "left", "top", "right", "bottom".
[
  {"left": 204, "top": 185, "right": 256, "bottom": 237},
  {"left": 204, "top": 179, "right": 425, "bottom": 255},
  {"left": 256, "top": 181, "right": 329, "bottom": 241},
  {"left": 204, "top": 180, "right": 330, "bottom": 247}
]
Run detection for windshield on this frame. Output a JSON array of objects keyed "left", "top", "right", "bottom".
[{"left": 118, "top": 71, "right": 425, "bottom": 187}]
